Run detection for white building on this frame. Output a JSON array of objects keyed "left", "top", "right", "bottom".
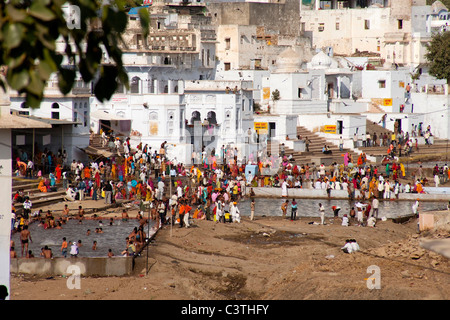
[
  {"left": 9, "top": 76, "right": 91, "bottom": 164},
  {"left": 300, "top": 0, "right": 433, "bottom": 70}
]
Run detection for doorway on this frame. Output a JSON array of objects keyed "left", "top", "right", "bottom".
[{"left": 337, "top": 120, "right": 343, "bottom": 135}]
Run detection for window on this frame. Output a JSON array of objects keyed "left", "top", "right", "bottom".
[
  {"left": 51, "top": 102, "right": 59, "bottom": 109},
  {"left": 136, "top": 34, "right": 142, "bottom": 49},
  {"left": 224, "top": 62, "right": 231, "bottom": 71},
  {"left": 130, "top": 77, "right": 140, "bottom": 93},
  {"left": 364, "top": 20, "right": 370, "bottom": 30},
  {"left": 378, "top": 80, "right": 386, "bottom": 88},
  {"left": 298, "top": 88, "right": 302, "bottom": 98},
  {"left": 318, "top": 23, "right": 324, "bottom": 32},
  {"left": 398, "top": 19, "right": 403, "bottom": 30},
  {"left": 336, "top": 22, "right": 340, "bottom": 30},
  {"left": 225, "top": 38, "right": 230, "bottom": 50},
  {"left": 51, "top": 111, "right": 59, "bottom": 119}
]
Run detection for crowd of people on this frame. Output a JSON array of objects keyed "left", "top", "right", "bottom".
[{"left": 10, "top": 123, "right": 450, "bottom": 259}]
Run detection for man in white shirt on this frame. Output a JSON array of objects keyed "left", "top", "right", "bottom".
[
  {"left": 372, "top": 197, "right": 379, "bottom": 219},
  {"left": 177, "top": 185, "right": 183, "bottom": 198},
  {"left": 319, "top": 203, "right": 325, "bottom": 225},
  {"left": 341, "top": 240, "right": 353, "bottom": 254}
]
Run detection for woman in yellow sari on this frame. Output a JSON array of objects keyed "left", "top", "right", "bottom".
[{"left": 111, "top": 163, "right": 117, "bottom": 180}]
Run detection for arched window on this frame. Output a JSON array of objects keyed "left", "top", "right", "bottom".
[
  {"left": 130, "top": 76, "right": 140, "bottom": 93},
  {"left": 51, "top": 102, "right": 59, "bottom": 109},
  {"left": 207, "top": 111, "right": 217, "bottom": 125},
  {"left": 190, "top": 111, "right": 201, "bottom": 125}
]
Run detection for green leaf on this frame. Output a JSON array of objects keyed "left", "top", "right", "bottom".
[
  {"left": 57, "top": 68, "right": 76, "bottom": 95},
  {"left": 25, "top": 93, "right": 43, "bottom": 109},
  {"left": 3, "top": 23, "right": 25, "bottom": 49},
  {"left": 28, "top": 69, "right": 46, "bottom": 96},
  {"left": 110, "top": 10, "right": 128, "bottom": 33},
  {"left": 138, "top": 7, "right": 150, "bottom": 37},
  {"left": 94, "top": 65, "right": 118, "bottom": 102},
  {"left": 29, "top": 2, "right": 57, "bottom": 21},
  {"left": 6, "top": 4, "right": 28, "bottom": 22},
  {"left": 8, "top": 68, "right": 30, "bottom": 91},
  {"left": 5, "top": 52, "right": 27, "bottom": 69},
  {"left": 37, "top": 60, "right": 56, "bottom": 81}
]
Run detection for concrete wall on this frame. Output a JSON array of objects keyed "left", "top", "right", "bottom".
[
  {"left": 246, "top": 186, "right": 450, "bottom": 202},
  {"left": 10, "top": 257, "right": 134, "bottom": 277},
  {"left": 419, "top": 211, "right": 450, "bottom": 232}
]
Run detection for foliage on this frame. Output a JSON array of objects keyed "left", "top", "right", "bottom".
[
  {"left": 271, "top": 89, "right": 280, "bottom": 101},
  {"left": 425, "top": 31, "right": 450, "bottom": 82},
  {"left": 0, "top": 0, "right": 150, "bottom": 108}
]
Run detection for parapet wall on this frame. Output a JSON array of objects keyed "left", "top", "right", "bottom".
[
  {"left": 10, "top": 257, "right": 134, "bottom": 277},
  {"left": 246, "top": 186, "right": 450, "bottom": 201}
]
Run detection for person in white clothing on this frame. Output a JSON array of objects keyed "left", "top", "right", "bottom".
[
  {"left": 318, "top": 203, "right": 325, "bottom": 225},
  {"left": 230, "top": 202, "right": 241, "bottom": 223},
  {"left": 281, "top": 180, "right": 288, "bottom": 197},
  {"left": 70, "top": 242, "right": 79, "bottom": 257},
  {"left": 350, "top": 239, "right": 360, "bottom": 252},
  {"left": 371, "top": 197, "right": 379, "bottom": 219},
  {"left": 367, "top": 216, "right": 376, "bottom": 227},
  {"left": 215, "top": 199, "right": 224, "bottom": 223},
  {"left": 341, "top": 214, "right": 349, "bottom": 226},
  {"left": 383, "top": 180, "right": 391, "bottom": 199},
  {"left": 341, "top": 240, "right": 353, "bottom": 254}
]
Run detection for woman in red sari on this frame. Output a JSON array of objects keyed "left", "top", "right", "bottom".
[{"left": 55, "top": 164, "right": 62, "bottom": 183}]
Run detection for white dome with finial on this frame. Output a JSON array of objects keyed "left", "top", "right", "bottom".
[
  {"left": 311, "top": 50, "right": 333, "bottom": 69},
  {"left": 275, "top": 47, "right": 303, "bottom": 73}
]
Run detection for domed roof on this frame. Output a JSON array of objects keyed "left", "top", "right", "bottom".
[
  {"left": 311, "top": 50, "right": 333, "bottom": 69},
  {"left": 275, "top": 47, "right": 303, "bottom": 73}
]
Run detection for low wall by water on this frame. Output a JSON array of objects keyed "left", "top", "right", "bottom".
[
  {"left": 419, "top": 211, "right": 450, "bottom": 232},
  {"left": 10, "top": 256, "right": 133, "bottom": 277},
  {"left": 246, "top": 187, "right": 450, "bottom": 201}
]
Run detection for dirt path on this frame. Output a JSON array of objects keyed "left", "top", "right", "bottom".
[{"left": 10, "top": 215, "right": 449, "bottom": 300}]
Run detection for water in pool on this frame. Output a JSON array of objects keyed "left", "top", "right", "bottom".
[
  {"left": 236, "top": 198, "right": 447, "bottom": 219},
  {"left": 11, "top": 198, "right": 446, "bottom": 258},
  {"left": 11, "top": 218, "right": 154, "bottom": 258}
]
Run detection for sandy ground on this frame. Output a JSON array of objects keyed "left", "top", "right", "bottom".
[{"left": 10, "top": 211, "right": 449, "bottom": 301}]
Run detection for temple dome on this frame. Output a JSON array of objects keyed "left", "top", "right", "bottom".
[
  {"left": 275, "top": 47, "right": 303, "bottom": 73},
  {"left": 310, "top": 50, "right": 333, "bottom": 69}
]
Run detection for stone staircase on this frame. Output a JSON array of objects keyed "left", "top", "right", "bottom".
[
  {"left": 89, "top": 133, "right": 124, "bottom": 155},
  {"left": 359, "top": 120, "right": 450, "bottom": 162},
  {"left": 12, "top": 178, "right": 66, "bottom": 214},
  {"left": 269, "top": 126, "right": 363, "bottom": 166}
]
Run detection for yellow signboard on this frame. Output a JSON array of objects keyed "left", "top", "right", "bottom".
[
  {"left": 323, "top": 125, "right": 337, "bottom": 134},
  {"left": 254, "top": 122, "right": 268, "bottom": 134},
  {"left": 262, "top": 87, "right": 270, "bottom": 100},
  {"left": 383, "top": 98, "right": 392, "bottom": 106}
]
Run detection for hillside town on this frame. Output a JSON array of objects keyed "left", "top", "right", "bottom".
[{"left": 1, "top": 0, "right": 450, "bottom": 302}]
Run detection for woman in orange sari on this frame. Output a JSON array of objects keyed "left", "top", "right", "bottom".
[
  {"left": 38, "top": 178, "right": 47, "bottom": 192},
  {"left": 84, "top": 167, "right": 91, "bottom": 179}
]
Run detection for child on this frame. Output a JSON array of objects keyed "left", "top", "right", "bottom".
[
  {"left": 281, "top": 200, "right": 288, "bottom": 218},
  {"left": 61, "top": 237, "right": 68, "bottom": 258},
  {"left": 70, "top": 242, "right": 79, "bottom": 257},
  {"left": 92, "top": 241, "right": 97, "bottom": 251}
]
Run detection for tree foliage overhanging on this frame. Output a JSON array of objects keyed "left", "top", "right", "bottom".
[
  {"left": 425, "top": 31, "right": 450, "bottom": 83},
  {"left": 0, "top": 0, "right": 149, "bottom": 108}
]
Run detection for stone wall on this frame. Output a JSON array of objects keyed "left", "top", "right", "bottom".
[{"left": 10, "top": 257, "right": 134, "bottom": 277}]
